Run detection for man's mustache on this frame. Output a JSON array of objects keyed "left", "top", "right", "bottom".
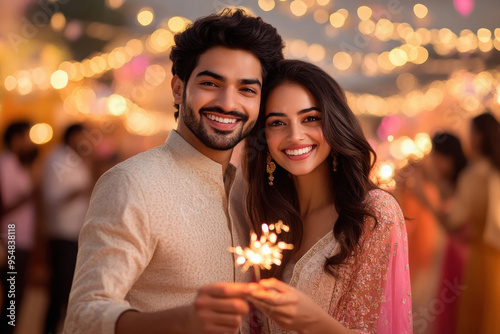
[{"left": 199, "top": 107, "right": 249, "bottom": 122}]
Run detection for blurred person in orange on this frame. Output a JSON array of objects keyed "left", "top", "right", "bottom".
[
  {"left": 427, "top": 133, "right": 469, "bottom": 334},
  {"left": 450, "top": 112, "right": 500, "bottom": 334},
  {"left": 0, "top": 120, "right": 39, "bottom": 334},
  {"left": 394, "top": 154, "right": 444, "bottom": 329},
  {"left": 41, "top": 123, "right": 94, "bottom": 334},
  {"left": 400, "top": 132, "right": 469, "bottom": 334}
]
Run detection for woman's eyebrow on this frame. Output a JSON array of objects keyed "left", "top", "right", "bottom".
[{"left": 265, "top": 107, "right": 320, "bottom": 119}]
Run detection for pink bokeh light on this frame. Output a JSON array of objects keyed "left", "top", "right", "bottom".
[{"left": 454, "top": 0, "right": 474, "bottom": 18}]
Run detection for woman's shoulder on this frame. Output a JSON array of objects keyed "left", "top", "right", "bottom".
[
  {"left": 363, "top": 188, "right": 405, "bottom": 229},
  {"left": 364, "top": 188, "right": 401, "bottom": 213}
]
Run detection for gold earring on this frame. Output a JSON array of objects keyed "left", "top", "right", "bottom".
[
  {"left": 333, "top": 155, "right": 338, "bottom": 172},
  {"left": 266, "top": 153, "right": 276, "bottom": 186}
]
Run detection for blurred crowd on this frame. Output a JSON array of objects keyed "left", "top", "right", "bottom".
[
  {"left": 393, "top": 111, "right": 500, "bottom": 334},
  {"left": 0, "top": 111, "right": 499, "bottom": 334},
  {"left": 0, "top": 121, "right": 118, "bottom": 333}
]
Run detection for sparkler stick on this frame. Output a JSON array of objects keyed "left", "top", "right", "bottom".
[{"left": 229, "top": 220, "right": 294, "bottom": 282}]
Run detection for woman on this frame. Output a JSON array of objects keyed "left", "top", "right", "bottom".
[
  {"left": 243, "top": 60, "right": 412, "bottom": 333},
  {"left": 452, "top": 112, "right": 500, "bottom": 334},
  {"left": 427, "top": 133, "right": 469, "bottom": 334}
]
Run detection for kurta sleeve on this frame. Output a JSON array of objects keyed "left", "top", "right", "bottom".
[
  {"left": 334, "top": 190, "right": 413, "bottom": 334},
  {"left": 64, "top": 167, "right": 154, "bottom": 334}
]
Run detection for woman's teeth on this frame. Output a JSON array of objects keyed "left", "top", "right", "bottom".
[{"left": 285, "top": 146, "right": 313, "bottom": 156}]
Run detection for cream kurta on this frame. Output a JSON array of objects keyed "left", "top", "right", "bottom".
[{"left": 64, "top": 130, "right": 250, "bottom": 334}]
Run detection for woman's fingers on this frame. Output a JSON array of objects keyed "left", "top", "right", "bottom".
[
  {"left": 248, "top": 296, "right": 289, "bottom": 318},
  {"left": 247, "top": 297, "right": 274, "bottom": 313},
  {"left": 250, "top": 286, "right": 298, "bottom": 307},
  {"left": 259, "top": 278, "right": 291, "bottom": 292}
]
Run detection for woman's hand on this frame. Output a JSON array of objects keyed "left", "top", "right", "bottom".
[{"left": 248, "top": 278, "right": 324, "bottom": 334}]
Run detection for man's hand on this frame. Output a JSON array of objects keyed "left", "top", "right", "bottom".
[
  {"left": 188, "top": 282, "right": 256, "bottom": 334},
  {"left": 116, "top": 282, "right": 255, "bottom": 334}
]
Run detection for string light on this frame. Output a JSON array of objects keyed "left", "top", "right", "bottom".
[
  {"left": 29, "top": 123, "right": 53, "bottom": 145},
  {"left": 258, "top": 0, "right": 275, "bottom": 12},
  {"left": 50, "top": 12, "right": 66, "bottom": 31},
  {"left": 4, "top": 76, "right": 16, "bottom": 91},
  {"left": 413, "top": 4, "right": 429, "bottom": 19},
  {"left": 329, "top": 12, "right": 346, "bottom": 28},
  {"left": 106, "top": 0, "right": 124, "bottom": 9},
  {"left": 137, "top": 7, "right": 154, "bottom": 26},
  {"left": 167, "top": 16, "right": 187, "bottom": 32},
  {"left": 1, "top": 5, "right": 498, "bottom": 140},
  {"left": 290, "top": 0, "right": 308, "bottom": 17},
  {"left": 357, "top": 6, "right": 372, "bottom": 20}
]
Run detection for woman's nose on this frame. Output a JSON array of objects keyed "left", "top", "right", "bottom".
[{"left": 287, "top": 122, "right": 305, "bottom": 142}]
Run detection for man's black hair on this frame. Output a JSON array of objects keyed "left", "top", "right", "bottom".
[{"left": 169, "top": 8, "right": 284, "bottom": 119}]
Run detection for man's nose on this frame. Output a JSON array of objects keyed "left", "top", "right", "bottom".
[{"left": 214, "top": 87, "right": 239, "bottom": 113}]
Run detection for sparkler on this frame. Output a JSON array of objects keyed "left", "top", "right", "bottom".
[{"left": 230, "top": 220, "right": 294, "bottom": 281}]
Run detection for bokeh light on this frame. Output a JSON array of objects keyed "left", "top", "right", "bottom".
[
  {"left": 307, "top": 44, "right": 326, "bottom": 62},
  {"left": 107, "top": 94, "right": 128, "bottom": 116},
  {"left": 50, "top": 12, "right": 66, "bottom": 31},
  {"left": 258, "top": 0, "right": 275, "bottom": 11},
  {"left": 413, "top": 4, "right": 428, "bottom": 19},
  {"left": 137, "top": 7, "right": 154, "bottom": 26},
  {"left": 168, "top": 16, "right": 186, "bottom": 32},
  {"left": 106, "top": 0, "right": 124, "bottom": 9},
  {"left": 51, "top": 70, "right": 69, "bottom": 89},
  {"left": 30, "top": 123, "right": 53, "bottom": 145},
  {"left": 329, "top": 12, "right": 346, "bottom": 28},
  {"left": 333, "top": 52, "right": 352, "bottom": 70},
  {"left": 357, "top": 6, "right": 372, "bottom": 20}
]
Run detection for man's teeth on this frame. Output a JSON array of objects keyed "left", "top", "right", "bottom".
[
  {"left": 206, "top": 114, "right": 237, "bottom": 124},
  {"left": 285, "top": 146, "right": 313, "bottom": 156}
]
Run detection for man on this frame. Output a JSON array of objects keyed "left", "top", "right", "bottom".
[
  {"left": 64, "top": 8, "right": 284, "bottom": 334},
  {"left": 0, "top": 121, "right": 38, "bottom": 334},
  {"left": 42, "top": 123, "right": 94, "bottom": 334}
]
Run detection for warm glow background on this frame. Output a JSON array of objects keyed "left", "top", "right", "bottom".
[
  {"left": 1, "top": 0, "right": 499, "bottom": 175},
  {"left": 0, "top": 0, "right": 499, "bottom": 333}
]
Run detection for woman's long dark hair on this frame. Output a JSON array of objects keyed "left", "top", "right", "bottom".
[
  {"left": 471, "top": 112, "right": 500, "bottom": 172},
  {"left": 244, "top": 60, "right": 378, "bottom": 278}
]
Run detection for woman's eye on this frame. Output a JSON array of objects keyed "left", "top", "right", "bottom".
[
  {"left": 304, "top": 116, "right": 321, "bottom": 122},
  {"left": 268, "top": 120, "right": 285, "bottom": 127}
]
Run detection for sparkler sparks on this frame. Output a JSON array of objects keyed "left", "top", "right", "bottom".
[{"left": 230, "top": 220, "right": 294, "bottom": 281}]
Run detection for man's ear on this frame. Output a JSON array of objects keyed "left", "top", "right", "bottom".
[{"left": 171, "top": 75, "right": 184, "bottom": 105}]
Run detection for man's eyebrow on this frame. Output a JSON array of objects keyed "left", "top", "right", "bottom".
[
  {"left": 240, "top": 78, "right": 262, "bottom": 88},
  {"left": 195, "top": 70, "right": 261, "bottom": 88},
  {"left": 195, "top": 70, "right": 224, "bottom": 81},
  {"left": 265, "top": 107, "right": 320, "bottom": 119}
]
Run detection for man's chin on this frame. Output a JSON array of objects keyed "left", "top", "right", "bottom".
[{"left": 202, "top": 136, "right": 240, "bottom": 151}]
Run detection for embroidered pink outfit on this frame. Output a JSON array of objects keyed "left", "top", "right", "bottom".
[{"left": 263, "top": 189, "right": 413, "bottom": 334}]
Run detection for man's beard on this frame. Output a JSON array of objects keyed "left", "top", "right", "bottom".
[{"left": 181, "top": 103, "right": 255, "bottom": 151}]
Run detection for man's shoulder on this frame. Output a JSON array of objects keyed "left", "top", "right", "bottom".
[{"left": 115, "top": 144, "right": 174, "bottom": 170}]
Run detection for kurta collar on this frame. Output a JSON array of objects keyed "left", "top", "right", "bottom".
[{"left": 165, "top": 130, "right": 236, "bottom": 178}]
